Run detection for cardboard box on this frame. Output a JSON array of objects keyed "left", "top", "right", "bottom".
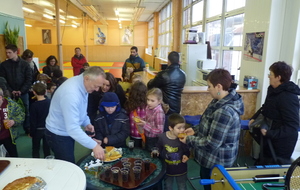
[{"left": 243, "top": 76, "right": 258, "bottom": 89}]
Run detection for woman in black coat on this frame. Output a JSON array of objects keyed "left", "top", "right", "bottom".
[{"left": 250, "top": 61, "right": 300, "bottom": 164}]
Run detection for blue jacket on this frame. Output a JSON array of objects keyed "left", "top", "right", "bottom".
[
  {"left": 186, "top": 89, "right": 244, "bottom": 168},
  {"left": 46, "top": 74, "right": 97, "bottom": 149},
  {"left": 122, "top": 55, "right": 145, "bottom": 79},
  {"left": 94, "top": 106, "right": 130, "bottom": 148}
]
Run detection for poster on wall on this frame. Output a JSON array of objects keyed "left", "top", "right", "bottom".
[
  {"left": 42, "top": 29, "right": 51, "bottom": 44},
  {"left": 94, "top": 25, "right": 107, "bottom": 45},
  {"left": 120, "top": 26, "right": 133, "bottom": 45},
  {"left": 243, "top": 32, "right": 265, "bottom": 62}
]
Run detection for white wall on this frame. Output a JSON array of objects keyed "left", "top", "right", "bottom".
[
  {"left": 0, "top": 0, "right": 23, "bottom": 18},
  {"left": 240, "top": 0, "right": 300, "bottom": 110}
]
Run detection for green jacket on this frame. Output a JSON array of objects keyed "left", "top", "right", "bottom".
[{"left": 5, "top": 97, "right": 25, "bottom": 143}]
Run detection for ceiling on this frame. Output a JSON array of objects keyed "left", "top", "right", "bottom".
[{"left": 22, "top": 0, "right": 169, "bottom": 26}]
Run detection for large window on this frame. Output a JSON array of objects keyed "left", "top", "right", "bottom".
[
  {"left": 147, "top": 19, "right": 154, "bottom": 55},
  {"left": 158, "top": 2, "right": 173, "bottom": 60},
  {"left": 182, "top": 0, "right": 245, "bottom": 81}
]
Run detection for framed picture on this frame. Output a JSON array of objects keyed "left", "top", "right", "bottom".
[
  {"left": 42, "top": 29, "right": 51, "bottom": 44},
  {"left": 120, "top": 26, "right": 133, "bottom": 45},
  {"left": 94, "top": 25, "right": 107, "bottom": 45}
]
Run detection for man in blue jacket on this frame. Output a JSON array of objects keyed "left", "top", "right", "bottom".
[{"left": 122, "top": 46, "right": 145, "bottom": 81}]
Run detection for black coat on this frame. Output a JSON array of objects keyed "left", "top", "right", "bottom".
[
  {"left": 0, "top": 57, "right": 32, "bottom": 94},
  {"left": 147, "top": 63, "right": 186, "bottom": 114},
  {"left": 94, "top": 109, "right": 130, "bottom": 148},
  {"left": 260, "top": 81, "right": 300, "bottom": 162}
]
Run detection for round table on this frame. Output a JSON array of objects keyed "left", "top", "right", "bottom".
[{"left": 77, "top": 148, "right": 166, "bottom": 190}]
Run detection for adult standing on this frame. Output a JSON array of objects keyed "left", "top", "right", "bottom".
[
  {"left": 180, "top": 69, "right": 244, "bottom": 190},
  {"left": 71, "top": 47, "right": 87, "bottom": 76},
  {"left": 249, "top": 61, "right": 300, "bottom": 165},
  {"left": 45, "top": 66, "right": 106, "bottom": 163},
  {"left": 21, "top": 49, "right": 40, "bottom": 83},
  {"left": 0, "top": 45, "right": 32, "bottom": 134},
  {"left": 147, "top": 51, "right": 186, "bottom": 131},
  {"left": 122, "top": 46, "right": 145, "bottom": 81},
  {"left": 42, "top": 55, "right": 60, "bottom": 79}
]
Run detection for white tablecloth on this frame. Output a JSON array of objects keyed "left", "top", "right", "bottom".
[{"left": 0, "top": 157, "right": 86, "bottom": 190}]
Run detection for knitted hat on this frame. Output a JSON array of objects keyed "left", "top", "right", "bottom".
[{"left": 100, "top": 92, "right": 120, "bottom": 107}]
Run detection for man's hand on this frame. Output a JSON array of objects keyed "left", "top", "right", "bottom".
[
  {"left": 85, "top": 124, "right": 95, "bottom": 137},
  {"left": 184, "top": 128, "right": 195, "bottom": 136},
  {"left": 248, "top": 119, "right": 254, "bottom": 126},
  {"left": 103, "top": 137, "right": 108, "bottom": 144},
  {"left": 93, "top": 138, "right": 102, "bottom": 145},
  {"left": 92, "top": 144, "right": 105, "bottom": 160},
  {"left": 261, "top": 129, "right": 267, "bottom": 136}
]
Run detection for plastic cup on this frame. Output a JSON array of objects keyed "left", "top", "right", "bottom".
[
  {"left": 103, "top": 164, "right": 112, "bottom": 178},
  {"left": 121, "top": 157, "right": 129, "bottom": 163},
  {"left": 132, "top": 166, "right": 142, "bottom": 180},
  {"left": 143, "top": 158, "right": 151, "bottom": 171},
  {"left": 128, "top": 140, "right": 134, "bottom": 151},
  {"left": 111, "top": 167, "right": 120, "bottom": 181},
  {"left": 45, "top": 155, "right": 55, "bottom": 170},
  {"left": 120, "top": 168, "right": 129, "bottom": 182},
  {"left": 151, "top": 147, "right": 159, "bottom": 158},
  {"left": 122, "top": 162, "right": 131, "bottom": 170},
  {"left": 3, "top": 120, "right": 9, "bottom": 129},
  {"left": 134, "top": 160, "right": 143, "bottom": 167}
]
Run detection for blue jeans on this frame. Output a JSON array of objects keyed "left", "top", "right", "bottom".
[
  {"left": 20, "top": 93, "right": 30, "bottom": 132},
  {"left": 164, "top": 174, "right": 187, "bottom": 190},
  {"left": 45, "top": 129, "right": 75, "bottom": 163}
]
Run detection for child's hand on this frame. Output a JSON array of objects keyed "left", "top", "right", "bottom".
[
  {"left": 184, "top": 128, "right": 195, "bottom": 136},
  {"left": 182, "top": 155, "right": 189, "bottom": 163}
]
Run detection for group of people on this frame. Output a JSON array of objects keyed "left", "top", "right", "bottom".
[{"left": 0, "top": 43, "right": 299, "bottom": 190}]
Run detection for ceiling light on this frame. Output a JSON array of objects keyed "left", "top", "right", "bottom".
[
  {"left": 59, "top": 9, "right": 64, "bottom": 13},
  {"left": 43, "top": 14, "right": 53, "bottom": 19},
  {"left": 67, "top": 15, "right": 78, "bottom": 19},
  {"left": 115, "top": 9, "right": 119, "bottom": 16},
  {"left": 22, "top": 7, "right": 35, "bottom": 13},
  {"left": 59, "top": 20, "right": 65, "bottom": 24},
  {"left": 25, "top": 24, "right": 32, "bottom": 27},
  {"left": 118, "top": 18, "right": 121, "bottom": 23},
  {"left": 72, "top": 24, "right": 77, "bottom": 28},
  {"left": 39, "top": 1, "right": 53, "bottom": 7},
  {"left": 60, "top": 15, "right": 66, "bottom": 20},
  {"left": 44, "top": 9, "right": 53, "bottom": 15}
]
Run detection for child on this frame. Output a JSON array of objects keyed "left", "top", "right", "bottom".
[
  {"left": 46, "top": 82, "right": 57, "bottom": 99},
  {"left": 135, "top": 88, "right": 167, "bottom": 151},
  {"left": 79, "top": 62, "right": 90, "bottom": 74},
  {"left": 30, "top": 82, "right": 51, "bottom": 158},
  {"left": 94, "top": 92, "right": 130, "bottom": 148},
  {"left": 155, "top": 113, "right": 190, "bottom": 190},
  {"left": 124, "top": 81, "right": 147, "bottom": 148}
]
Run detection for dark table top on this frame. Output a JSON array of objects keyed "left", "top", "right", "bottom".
[{"left": 77, "top": 148, "right": 166, "bottom": 190}]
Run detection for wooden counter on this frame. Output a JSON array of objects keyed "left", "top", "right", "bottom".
[{"left": 135, "top": 71, "right": 260, "bottom": 120}]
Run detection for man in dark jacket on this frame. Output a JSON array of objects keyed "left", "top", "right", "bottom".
[
  {"left": 147, "top": 51, "right": 186, "bottom": 131},
  {"left": 0, "top": 44, "right": 32, "bottom": 134},
  {"left": 122, "top": 46, "right": 145, "bottom": 81}
]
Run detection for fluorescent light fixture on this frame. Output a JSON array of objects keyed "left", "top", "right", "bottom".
[
  {"left": 72, "top": 20, "right": 78, "bottom": 24},
  {"left": 72, "top": 24, "right": 77, "bottom": 28},
  {"left": 43, "top": 14, "right": 53, "bottom": 19},
  {"left": 59, "top": 20, "right": 65, "bottom": 24},
  {"left": 118, "top": 18, "right": 121, "bottom": 23},
  {"left": 67, "top": 15, "right": 78, "bottom": 19},
  {"left": 60, "top": 15, "right": 66, "bottom": 20},
  {"left": 115, "top": 9, "right": 119, "bottom": 16},
  {"left": 25, "top": 24, "right": 32, "bottom": 27},
  {"left": 22, "top": 7, "right": 35, "bottom": 13},
  {"left": 59, "top": 9, "right": 64, "bottom": 13},
  {"left": 44, "top": 9, "right": 53, "bottom": 15},
  {"left": 39, "top": 0, "right": 52, "bottom": 7}
]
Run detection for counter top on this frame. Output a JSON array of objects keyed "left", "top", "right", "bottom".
[{"left": 135, "top": 71, "right": 260, "bottom": 93}]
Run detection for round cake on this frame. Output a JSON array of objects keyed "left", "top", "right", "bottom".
[{"left": 3, "top": 176, "right": 42, "bottom": 190}]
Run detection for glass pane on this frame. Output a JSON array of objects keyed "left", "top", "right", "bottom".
[
  {"left": 206, "top": 20, "right": 221, "bottom": 46},
  {"left": 224, "top": 14, "right": 244, "bottom": 46},
  {"left": 206, "top": 0, "right": 223, "bottom": 18},
  {"left": 211, "top": 49, "right": 220, "bottom": 67},
  {"left": 183, "top": 8, "right": 191, "bottom": 26},
  {"left": 190, "top": 25, "right": 203, "bottom": 32},
  {"left": 183, "top": 0, "right": 192, "bottom": 8},
  {"left": 226, "top": 0, "right": 246, "bottom": 12},
  {"left": 222, "top": 50, "right": 241, "bottom": 80},
  {"left": 192, "top": 1, "right": 203, "bottom": 23}
]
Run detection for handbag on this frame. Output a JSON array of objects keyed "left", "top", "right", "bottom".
[{"left": 249, "top": 113, "right": 272, "bottom": 144}]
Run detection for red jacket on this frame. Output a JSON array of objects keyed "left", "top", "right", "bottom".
[{"left": 71, "top": 54, "right": 87, "bottom": 76}]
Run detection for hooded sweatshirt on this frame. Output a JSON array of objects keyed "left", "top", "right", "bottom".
[{"left": 186, "top": 88, "right": 244, "bottom": 168}]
